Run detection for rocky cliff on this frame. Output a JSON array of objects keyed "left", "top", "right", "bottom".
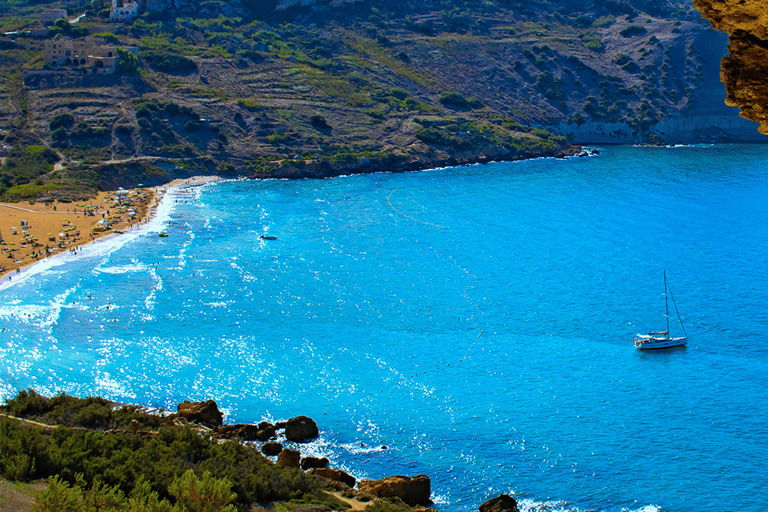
[{"left": 693, "top": 0, "right": 768, "bottom": 135}]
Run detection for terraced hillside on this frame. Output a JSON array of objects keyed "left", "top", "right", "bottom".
[{"left": 0, "top": 0, "right": 761, "bottom": 200}]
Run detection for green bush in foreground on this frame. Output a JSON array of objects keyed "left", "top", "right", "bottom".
[
  {"left": 34, "top": 470, "right": 236, "bottom": 512},
  {"left": 1, "top": 389, "right": 163, "bottom": 430},
  {"left": 0, "top": 389, "right": 331, "bottom": 511}
]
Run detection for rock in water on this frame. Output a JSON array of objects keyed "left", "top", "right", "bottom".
[
  {"left": 277, "top": 449, "right": 301, "bottom": 468},
  {"left": 479, "top": 494, "right": 519, "bottom": 512},
  {"left": 285, "top": 415, "right": 319, "bottom": 442},
  {"left": 358, "top": 475, "right": 432, "bottom": 506},
  {"left": 261, "top": 441, "right": 283, "bottom": 456},
  {"left": 176, "top": 400, "right": 223, "bottom": 428},
  {"left": 300, "top": 456, "right": 329, "bottom": 470}
]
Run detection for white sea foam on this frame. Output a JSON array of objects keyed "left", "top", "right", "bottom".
[
  {"left": 517, "top": 499, "right": 577, "bottom": 512},
  {"left": 0, "top": 184, "right": 183, "bottom": 292}
]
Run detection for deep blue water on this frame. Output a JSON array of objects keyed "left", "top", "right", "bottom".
[{"left": 2, "top": 144, "right": 768, "bottom": 512}]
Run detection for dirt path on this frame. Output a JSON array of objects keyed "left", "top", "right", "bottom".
[{"left": 0, "top": 479, "right": 44, "bottom": 512}]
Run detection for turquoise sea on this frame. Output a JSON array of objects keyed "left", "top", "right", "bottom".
[{"left": 2, "top": 144, "right": 768, "bottom": 512}]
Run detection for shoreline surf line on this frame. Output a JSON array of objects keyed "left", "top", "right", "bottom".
[{"left": 0, "top": 176, "right": 221, "bottom": 289}]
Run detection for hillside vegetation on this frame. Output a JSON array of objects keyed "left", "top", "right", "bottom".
[
  {"left": 0, "top": 0, "right": 760, "bottom": 201},
  {"left": 0, "top": 390, "right": 351, "bottom": 512}
]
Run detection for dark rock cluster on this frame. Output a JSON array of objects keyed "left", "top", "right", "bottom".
[{"left": 174, "top": 400, "right": 521, "bottom": 512}]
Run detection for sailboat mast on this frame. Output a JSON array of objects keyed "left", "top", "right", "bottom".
[{"left": 664, "top": 270, "right": 670, "bottom": 334}]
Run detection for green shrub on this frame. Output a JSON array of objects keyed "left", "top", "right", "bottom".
[
  {"left": 615, "top": 54, "right": 632, "bottom": 66},
  {"left": 34, "top": 471, "right": 237, "bottom": 512},
  {"left": 51, "top": 127, "right": 68, "bottom": 141},
  {"left": 116, "top": 48, "right": 140, "bottom": 76},
  {"left": 620, "top": 25, "right": 647, "bottom": 37},
  {"left": 414, "top": 127, "right": 449, "bottom": 145},
  {"left": 580, "top": 32, "right": 603, "bottom": 51},
  {"left": 184, "top": 120, "right": 201, "bottom": 132},
  {"left": 115, "top": 124, "right": 133, "bottom": 136},
  {"left": 50, "top": 113, "right": 75, "bottom": 131},
  {"left": 141, "top": 51, "right": 197, "bottom": 72},
  {"left": 310, "top": 114, "right": 330, "bottom": 130},
  {"left": 439, "top": 91, "right": 483, "bottom": 109}
]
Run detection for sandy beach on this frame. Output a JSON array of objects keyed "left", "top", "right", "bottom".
[{"left": 0, "top": 176, "right": 219, "bottom": 281}]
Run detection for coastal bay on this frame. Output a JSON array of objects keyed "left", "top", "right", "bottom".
[{"left": 2, "top": 145, "right": 768, "bottom": 512}]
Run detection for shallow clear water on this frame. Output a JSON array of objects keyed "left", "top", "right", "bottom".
[{"left": 2, "top": 144, "right": 768, "bottom": 512}]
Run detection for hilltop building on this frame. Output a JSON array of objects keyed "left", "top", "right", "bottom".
[
  {"left": 110, "top": 0, "right": 141, "bottom": 22},
  {"left": 40, "top": 9, "right": 67, "bottom": 24},
  {"left": 44, "top": 36, "right": 118, "bottom": 74}
]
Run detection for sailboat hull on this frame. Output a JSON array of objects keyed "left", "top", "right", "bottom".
[{"left": 634, "top": 336, "right": 687, "bottom": 350}]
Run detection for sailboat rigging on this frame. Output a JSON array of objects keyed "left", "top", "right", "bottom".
[{"left": 633, "top": 271, "right": 687, "bottom": 350}]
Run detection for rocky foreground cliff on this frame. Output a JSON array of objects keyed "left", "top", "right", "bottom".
[
  {"left": 0, "top": 391, "right": 526, "bottom": 512},
  {"left": 692, "top": 0, "right": 768, "bottom": 135}
]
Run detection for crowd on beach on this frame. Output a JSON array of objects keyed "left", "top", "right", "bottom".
[
  {"left": 0, "top": 188, "right": 157, "bottom": 281},
  {"left": 0, "top": 176, "right": 220, "bottom": 282}
]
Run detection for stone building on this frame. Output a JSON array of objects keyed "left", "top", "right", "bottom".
[
  {"left": 40, "top": 9, "right": 67, "bottom": 24},
  {"left": 44, "top": 36, "right": 118, "bottom": 74},
  {"left": 110, "top": 0, "right": 141, "bottom": 22}
]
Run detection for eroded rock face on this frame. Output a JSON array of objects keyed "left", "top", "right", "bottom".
[
  {"left": 277, "top": 448, "right": 301, "bottom": 468},
  {"left": 721, "top": 33, "right": 768, "bottom": 135},
  {"left": 693, "top": 0, "right": 768, "bottom": 135},
  {"left": 358, "top": 475, "right": 432, "bottom": 506},
  {"left": 176, "top": 400, "right": 223, "bottom": 428},
  {"left": 692, "top": 0, "right": 768, "bottom": 39},
  {"left": 312, "top": 468, "right": 356, "bottom": 488}
]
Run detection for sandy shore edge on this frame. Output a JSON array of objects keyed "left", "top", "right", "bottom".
[{"left": 0, "top": 176, "right": 220, "bottom": 283}]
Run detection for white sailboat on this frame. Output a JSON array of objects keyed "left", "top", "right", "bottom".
[{"left": 633, "top": 270, "right": 687, "bottom": 350}]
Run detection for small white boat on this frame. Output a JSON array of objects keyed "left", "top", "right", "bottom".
[{"left": 634, "top": 271, "right": 687, "bottom": 350}]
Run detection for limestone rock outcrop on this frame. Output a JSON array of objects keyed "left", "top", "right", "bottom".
[
  {"left": 277, "top": 448, "right": 301, "bottom": 468},
  {"left": 176, "top": 400, "right": 223, "bottom": 428},
  {"left": 693, "top": 0, "right": 768, "bottom": 135},
  {"left": 358, "top": 475, "right": 432, "bottom": 506},
  {"left": 692, "top": 0, "right": 768, "bottom": 39},
  {"left": 720, "top": 34, "right": 768, "bottom": 135},
  {"left": 285, "top": 415, "right": 319, "bottom": 442},
  {"left": 311, "top": 468, "right": 356, "bottom": 488},
  {"left": 479, "top": 494, "right": 519, "bottom": 512},
  {"left": 215, "top": 422, "right": 276, "bottom": 441}
]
